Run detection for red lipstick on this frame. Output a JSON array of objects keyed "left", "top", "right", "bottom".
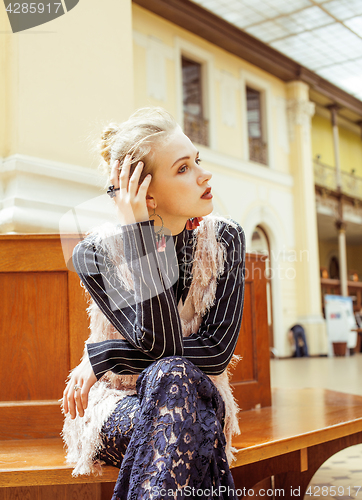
[{"left": 201, "top": 187, "right": 212, "bottom": 199}]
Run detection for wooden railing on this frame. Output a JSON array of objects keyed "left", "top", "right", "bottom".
[{"left": 314, "top": 159, "right": 362, "bottom": 200}]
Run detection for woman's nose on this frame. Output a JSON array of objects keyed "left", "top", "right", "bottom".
[{"left": 198, "top": 167, "right": 212, "bottom": 184}]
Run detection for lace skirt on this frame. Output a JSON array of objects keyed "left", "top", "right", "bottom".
[{"left": 96, "top": 356, "right": 237, "bottom": 500}]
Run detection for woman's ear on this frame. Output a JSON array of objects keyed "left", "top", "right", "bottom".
[{"left": 146, "top": 194, "right": 156, "bottom": 210}]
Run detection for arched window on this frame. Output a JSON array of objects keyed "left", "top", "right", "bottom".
[{"left": 329, "top": 256, "right": 340, "bottom": 280}]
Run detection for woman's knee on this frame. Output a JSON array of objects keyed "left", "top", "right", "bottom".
[
  {"left": 138, "top": 356, "right": 198, "bottom": 386},
  {"left": 136, "top": 355, "right": 217, "bottom": 404}
]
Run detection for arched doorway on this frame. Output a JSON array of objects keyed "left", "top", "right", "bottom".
[{"left": 250, "top": 225, "right": 274, "bottom": 354}]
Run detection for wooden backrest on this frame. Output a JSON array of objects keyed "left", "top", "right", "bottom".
[
  {"left": 0, "top": 234, "right": 270, "bottom": 438},
  {"left": 229, "top": 253, "right": 271, "bottom": 410},
  {"left": 0, "top": 235, "right": 87, "bottom": 403},
  {"left": 0, "top": 235, "right": 87, "bottom": 440}
]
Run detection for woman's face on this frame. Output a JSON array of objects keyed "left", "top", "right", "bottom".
[{"left": 146, "top": 127, "right": 213, "bottom": 235}]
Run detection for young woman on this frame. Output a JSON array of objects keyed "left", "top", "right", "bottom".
[{"left": 62, "top": 107, "right": 246, "bottom": 500}]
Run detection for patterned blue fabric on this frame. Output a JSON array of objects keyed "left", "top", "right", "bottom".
[{"left": 97, "top": 356, "right": 237, "bottom": 499}]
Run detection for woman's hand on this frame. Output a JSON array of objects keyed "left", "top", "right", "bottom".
[
  {"left": 63, "top": 356, "right": 97, "bottom": 419},
  {"left": 110, "top": 155, "right": 152, "bottom": 226}
]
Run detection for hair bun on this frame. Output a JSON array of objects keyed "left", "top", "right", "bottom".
[
  {"left": 99, "top": 123, "right": 119, "bottom": 165},
  {"left": 95, "top": 108, "right": 178, "bottom": 185}
]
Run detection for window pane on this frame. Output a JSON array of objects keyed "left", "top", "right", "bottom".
[
  {"left": 246, "top": 87, "right": 262, "bottom": 138},
  {"left": 182, "top": 56, "right": 209, "bottom": 146},
  {"left": 246, "top": 87, "right": 268, "bottom": 165},
  {"left": 182, "top": 57, "right": 203, "bottom": 116}
]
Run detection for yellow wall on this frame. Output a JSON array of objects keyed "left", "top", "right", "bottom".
[
  {"left": 339, "top": 127, "right": 362, "bottom": 178},
  {"left": 311, "top": 114, "right": 334, "bottom": 167},
  {"left": 1, "top": 0, "right": 135, "bottom": 169},
  {"left": 311, "top": 113, "right": 362, "bottom": 178},
  {"left": 132, "top": 4, "right": 289, "bottom": 175}
]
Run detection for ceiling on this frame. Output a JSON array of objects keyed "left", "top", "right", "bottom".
[{"left": 190, "top": 0, "right": 362, "bottom": 102}]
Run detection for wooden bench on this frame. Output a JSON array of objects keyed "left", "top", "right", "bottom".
[
  {"left": 232, "top": 388, "right": 362, "bottom": 497},
  {"left": 1, "top": 388, "right": 362, "bottom": 499},
  {"left": 2, "top": 234, "right": 361, "bottom": 498}
]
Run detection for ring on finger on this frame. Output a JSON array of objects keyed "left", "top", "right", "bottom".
[
  {"left": 74, "top": 384, "right": 80, "bottom": 392},
  {"left": 107, "top": 185, "right": 120, "bottom": 198}
]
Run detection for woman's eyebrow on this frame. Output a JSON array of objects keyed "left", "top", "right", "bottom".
[
  {"left": 171, "top": 156, "right": 189, "bottom": 168},
  {"left": 171, "top": 152, "right": 199, "bottom": 169}
]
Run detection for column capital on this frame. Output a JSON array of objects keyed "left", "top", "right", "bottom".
[
  {"left": 335, "top": 220, "right": 347, "bottom": 232},
  {"left": 286, "top": 99, "right": 315, "bottom": 142},
  {"left": 285, "top": 81, "right": 315, "bottom": 137},
  {"left": 285, "top": 80, "right": 310, "bottom": 100},
  {"left": 287, "top": 99, "right": 315, "bottom": 120},
  {"left": 326, "top": 104, "right": 342, "bottom": 126},
  {"left": 326, "top": 103, "right": 342, "bottom": 111}
]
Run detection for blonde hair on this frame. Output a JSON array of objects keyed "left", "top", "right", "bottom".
[{"left": 97, "top": 107, "right": 179, "bottom": 186}]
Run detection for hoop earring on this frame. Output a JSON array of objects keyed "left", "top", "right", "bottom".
[{"left": 149, "top": 209, "right": 166, "bottom": 252}]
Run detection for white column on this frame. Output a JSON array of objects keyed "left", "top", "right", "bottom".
[
  {"left": 328, "top": 105, "right": 348, "bottom": 298},
  {"left": 337, "top": 221, "right": 348, "bottom": 297},
  {"left": 329, "top": 106, "right": 342, "bottom": 189},
  {"left": 286, "top": 81, "right": 328, "bottom": 355}
]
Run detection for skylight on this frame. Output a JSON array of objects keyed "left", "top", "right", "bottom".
[{"left": 191, "top": 0, "right": 362, "bottom": 101}]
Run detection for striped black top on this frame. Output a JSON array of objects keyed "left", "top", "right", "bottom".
[{"left": 72, "top": 218, "right": 246, "bottom": 378}]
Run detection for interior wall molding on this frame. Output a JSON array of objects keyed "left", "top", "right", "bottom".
[
  {"left": 0, "top": 154, "right": 103, "bottom": 186},
  {"left": 0, "top": 155, "right": 113, "bottom": 233}
]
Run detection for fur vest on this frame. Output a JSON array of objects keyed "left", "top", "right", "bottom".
[{"left": 62, "top": 214, "right": 241, "bottom": 476}]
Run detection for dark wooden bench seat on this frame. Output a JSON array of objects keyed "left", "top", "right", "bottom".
[{"left": 1, "top": 388, "right": 362, "bottom": 499}]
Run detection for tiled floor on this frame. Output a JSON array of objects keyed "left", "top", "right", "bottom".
[
  {"left": 270, "top": 354, "right": 362, "bottom": 396},
  {"left": 270, "top": 354, "right": 362, "bottom": 499},
  {"left": 306, "top": 445, "right": 362, "bottom": 500}
]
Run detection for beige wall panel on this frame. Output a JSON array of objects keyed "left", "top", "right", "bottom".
[
  {"left": 214, "top": 77, "right": 243, "bottom": 158},
  {"left": 2, "top": 0, "right": 134, "bottom": 168},
  {"left": 0, "top": 10, "right": 18, "bottom": 159}
]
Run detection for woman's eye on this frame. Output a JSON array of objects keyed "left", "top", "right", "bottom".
[
  {"left": 195, "top": 157, "right": 202, "bottom": 165},
  {"left": 178, "top": 165, "right": 187, "bottom": 173}
]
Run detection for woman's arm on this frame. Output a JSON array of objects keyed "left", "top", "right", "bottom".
[
  {"left": 181, "top": 223, "right": 245, "bottom": 374},
  {"left": 73, "top": 219, "right": 184, "bottom": 370},
  {"left": 87, "top": 221, "right": 246, "bottom": 377}
]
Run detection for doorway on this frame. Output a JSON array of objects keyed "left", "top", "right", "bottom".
[{"left": 250, "top": 225, "right": 274, "bottom": 354}]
